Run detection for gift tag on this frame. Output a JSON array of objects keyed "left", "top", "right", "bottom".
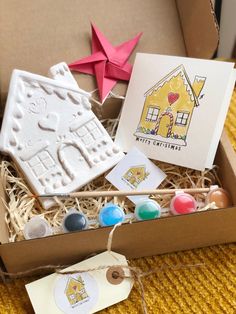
[{"left": 26, "top": 251, "right": 133, "bottom": 314}]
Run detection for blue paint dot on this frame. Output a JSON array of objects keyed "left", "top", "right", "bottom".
[{"left": 99, "top": 203, "right": 125, "bottom": 226}]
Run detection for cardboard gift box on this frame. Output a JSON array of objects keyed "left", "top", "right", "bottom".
[{"left": 0, "top": 0, "right": 236, "bottom": 274}]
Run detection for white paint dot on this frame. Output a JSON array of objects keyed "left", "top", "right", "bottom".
[
  {"left": 9, "top": 138, "right": 17, "bottom": 146},
  {"left": 39, "top": 179, "right": 46, "bottom": 186},
  {"left": 14, "top": 111, "right": 23, "bottom": 119},
  {"left": 62, "top": 177, "right": 70, "bottom": 186},
  {"left": 82, "top": 97, "right": 91, "bottom": 110},
  {"left": 12, "top": 123, "right": 20, "bottom": 132},
  {"left": 106, "top": 150, "right": 113, "bottom": 157},
  {"left": 100, "top": 154, "right": 106, "bottom": 161},
  {"left": 16, "top": 95, "right": 23, "bottom": 103},
  {"left": 53, "top": 182, "right": 61, "bottom": 189},
  {"left": 27, "top": 90, "right": 33, "bottom": 97},
  {"left": 112, "top": 146, "right": 120, "bottom": 154},
  {"left": 93, "top": 157, "right": 100, "bottom": 163},
  {"left": 59, "top": 68, "right": 64, "bottom": 76},
  {"left": 45, "top": 186, "right": 53, "bottom": 194},
  {"left": 101, "top": 140, "right": 108, "bottom": 145},
  {"left": 63, "top": 64, "right": 68, "bottom": 71},
  {"left": 54, "top": 89, "right": 66, "bottom": 100}
]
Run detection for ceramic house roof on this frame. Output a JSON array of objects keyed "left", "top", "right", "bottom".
[
  {"left": 144, "top": 65, "right": 199, "bottom": 107},
  {"left": 0, "top": 63, "right": 123, "bottom": 209}
]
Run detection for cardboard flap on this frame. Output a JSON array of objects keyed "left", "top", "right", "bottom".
[
  {"left": 176, "top": 0, "right": 219, "bottom": 58},
  {"left": 216, "top": 130, "right": 236, "bottom": 205},
  {"left": 0, "top": 0, "right": 186, "bottom": 108},
  {"left": 0, "top": 180, "right": 9, "bottom": 244}
]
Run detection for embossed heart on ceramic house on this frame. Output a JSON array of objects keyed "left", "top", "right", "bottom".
[
  {"left": 0, "top": 63, "right": 123, "bottom": 208},
  {"left": 38, "top": 112, "right": 60, "bottom": 132}
]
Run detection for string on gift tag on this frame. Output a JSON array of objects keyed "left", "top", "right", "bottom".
[
  {"left": 55, "top": 223, "right": 204, "bottom": 314},
  {"left": 0, "top": 223, "right": 204, "bottom": 314},
  {"left": 107, "top": 221, "right": 122, "bottom": 253}
]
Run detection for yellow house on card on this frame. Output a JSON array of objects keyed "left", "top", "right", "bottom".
[
  {"left": 65, "top": 275, "right": 89, "bottom": 306},
  {"left": 123, "top": 165, "right": 149, "bottom": 188},
  {"left": 135, "top": 65, "right": 206, "bottom": 145}
]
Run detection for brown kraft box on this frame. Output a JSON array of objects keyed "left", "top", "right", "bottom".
[{"left": 1, "top": 0, "right": 236, "bottom": 274}]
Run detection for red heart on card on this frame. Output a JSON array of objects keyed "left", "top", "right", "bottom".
[
  {"left": 168, "top": 92, "right": 179, "bottom": 105},
  {"left": 73, "top": 286, "right": 77, "bottom": 291}
]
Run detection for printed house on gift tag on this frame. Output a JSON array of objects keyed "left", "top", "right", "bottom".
[
  {"left": 135, "top": 65, "right": 206, "bottom": 146},
  {"left": 0, "top": 63, "right": 123, "bottom": 209},
  {"left": 65, "top": 276, "right": 89, "bottom": 306},
  {"left": 122, "top": 165, "right": 149, "bottom": 188}
]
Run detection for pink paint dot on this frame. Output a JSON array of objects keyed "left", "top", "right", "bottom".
[{"left": 170, "top": 193, "right": 196, "bottom": 215}]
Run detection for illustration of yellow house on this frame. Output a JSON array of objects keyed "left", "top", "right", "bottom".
[
  {"left": 135, "top": 65, "right": 206, "bottom": 145},
  {"left": 123, "top": 165, "right": 149, "bottom": 188},
  {"left": 65, "top": 275, "right": 89, "bottom": 306}
]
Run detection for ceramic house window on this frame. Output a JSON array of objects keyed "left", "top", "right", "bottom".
[
  {"left": 28, "top": 151, "right": 56, "bottom": 178},
  {"left": 74, "top": 120, "right": 103, "bottom": 146},
  {"left": 146, "top": 106, "right": 160, "bottom": 121},
  {"left": 175, "top": 111, "right": 189, "bottom": 126}
]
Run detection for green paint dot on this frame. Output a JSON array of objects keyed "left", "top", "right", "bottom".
[{"left": 135, "top": 201, "right": 161, "bottom": 220}]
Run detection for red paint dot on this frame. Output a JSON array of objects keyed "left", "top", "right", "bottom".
[{"left": 173, "top": 194, "right": 196, "bottom": 214}]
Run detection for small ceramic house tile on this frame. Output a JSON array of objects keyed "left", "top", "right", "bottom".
[{"left": 0, "top": 63, "right": 123, "bottom": 208}]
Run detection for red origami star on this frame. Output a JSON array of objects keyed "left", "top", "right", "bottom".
[{"left": 69, "top": 23, "right": 142, "bottom": 103}]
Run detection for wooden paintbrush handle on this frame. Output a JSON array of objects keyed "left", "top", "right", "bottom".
[{"left": 37, "top": 187, "right": 210, "bottom": 198}]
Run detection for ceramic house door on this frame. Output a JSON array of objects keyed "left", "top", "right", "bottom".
[{"left": 58, "top": 141, "right": 92, "bottom": 180}]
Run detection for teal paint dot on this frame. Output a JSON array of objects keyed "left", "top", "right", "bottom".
[{"left": 135, "top": 200, "right": 161, "bottom": 220}]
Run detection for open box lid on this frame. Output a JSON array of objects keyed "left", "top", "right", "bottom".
[{"left": 0, "top": 0, "right": 218, "bottom": 117}]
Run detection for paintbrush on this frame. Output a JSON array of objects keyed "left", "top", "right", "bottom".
[{"left": 31, "top": 187, "right": 210, "bottom": 199}]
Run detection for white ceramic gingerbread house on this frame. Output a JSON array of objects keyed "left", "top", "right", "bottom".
[{"left": 0, "top": 63, "right": 123, "bottom": 208}]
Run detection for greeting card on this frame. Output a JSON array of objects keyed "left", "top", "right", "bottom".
[
  {"left": 115, "top": 53, "right": 236, "bottom": 170},
  {"left": 106, "top": 147, "right": 166, "bottom": 203}
]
